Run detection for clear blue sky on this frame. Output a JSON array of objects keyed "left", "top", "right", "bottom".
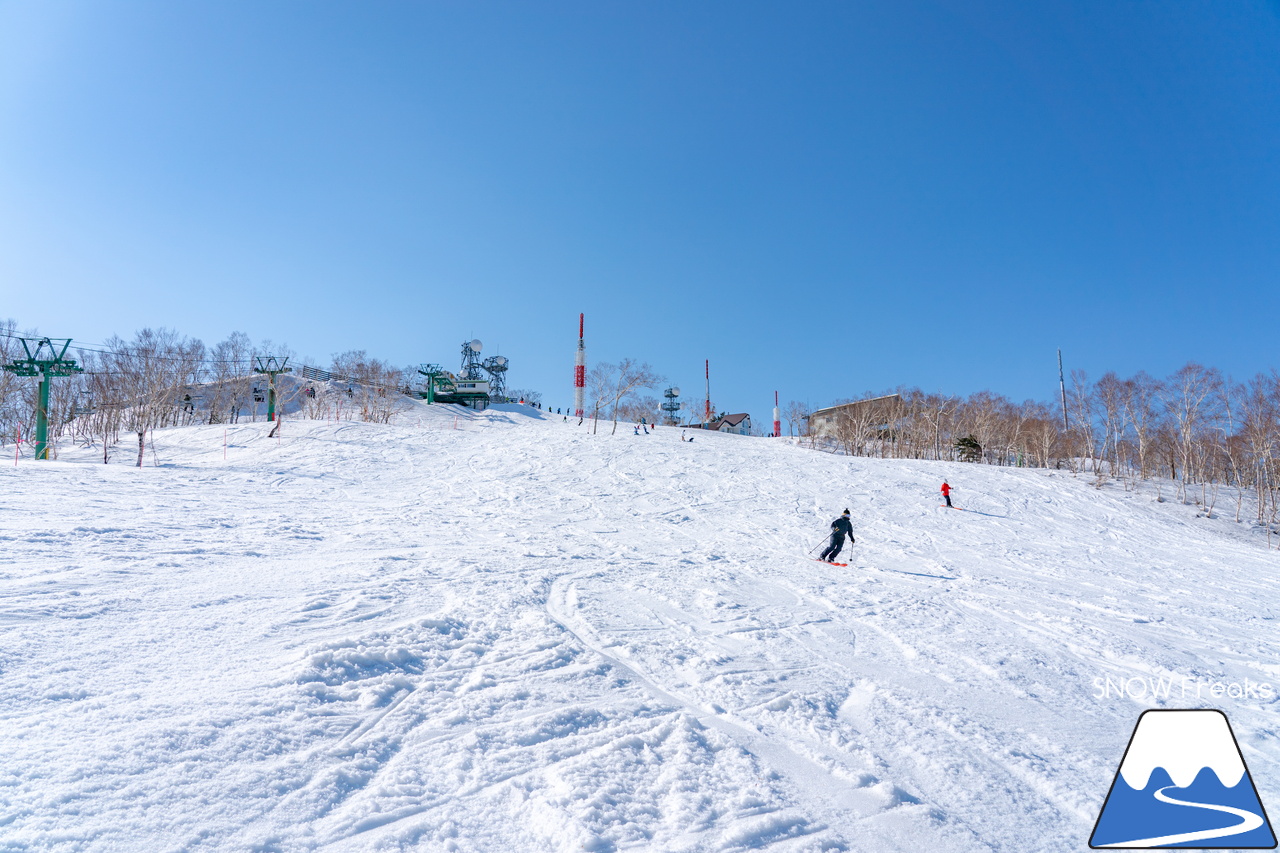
[{"left": 3, "top": 1, "right": 1279, "bottom": 422}]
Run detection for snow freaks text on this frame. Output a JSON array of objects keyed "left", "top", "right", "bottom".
[{"left": 1092, "top": 676, "right": 1276, "bottom": 702}]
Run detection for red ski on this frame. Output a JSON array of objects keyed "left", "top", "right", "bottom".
[{"left": 812, "top": 559, "right": 848, "bottom": 567}]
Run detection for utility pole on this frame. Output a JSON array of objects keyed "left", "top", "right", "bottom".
[
  {"left": 704, "top": 360, "right": 711, "bottom": 426},
  {"left": 1058, "top": 349, "right": 1069, "bottom": 431},
  {"left": 3, "top": 337, "right": 84, "bottom": 460},
  {"left": 253, "top": 355, "right": 291, "bottom": 422}
]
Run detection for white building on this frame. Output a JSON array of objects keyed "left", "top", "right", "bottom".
[{"left": 708, "top": 413, "right": 751, "bottom": 436}]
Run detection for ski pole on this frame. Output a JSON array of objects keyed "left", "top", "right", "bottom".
[{"left": 808, "top": 534, "right": 832, "bottom": 556}]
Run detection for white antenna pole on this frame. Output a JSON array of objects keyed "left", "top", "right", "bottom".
[{"left": 1058, "top": 348, "right": 1069, "bottom": 431}]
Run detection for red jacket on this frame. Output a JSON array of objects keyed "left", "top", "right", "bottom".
[{"left": 940, "top": 483, "right": 951, "bottom": 496}]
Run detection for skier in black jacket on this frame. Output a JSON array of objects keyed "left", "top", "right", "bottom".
[{"left": 820, "top": 509, "right": 855, "bottom": 563}]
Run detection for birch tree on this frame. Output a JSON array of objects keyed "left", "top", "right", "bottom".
[
  {"left": 104, "top": 328, "right": 203, "bottom": 467},
  {"left": 600, "top": 359, "right": 661, "bottom": 435}
]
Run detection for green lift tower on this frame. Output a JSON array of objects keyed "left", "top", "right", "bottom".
[
  {"left": 3, "top": 337, "right": 84, "bottom": 460},
  {"left": 253, "top": 355, "right": 292, "bottom": 421}
]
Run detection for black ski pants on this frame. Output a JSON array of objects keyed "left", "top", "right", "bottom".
[{"left": 820, "top": 533, "right": 846, "bottom": 562}]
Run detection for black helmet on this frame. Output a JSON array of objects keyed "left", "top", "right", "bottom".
[{"left": 842, "top": 509, "right": 850, "bottom": 516}]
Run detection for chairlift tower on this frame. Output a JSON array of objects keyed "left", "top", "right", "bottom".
[
  {"left": 417, "top": 363, "right": 453, "bottom": 404},
  {"left": 253, "top": 355, "right": 292, "bottom": 421},
  {"left": 3, "top": 337, "right": 84, "bottom": 460},
  {"left": 662, "top": 386, "right": 682, "bottom": 426}
]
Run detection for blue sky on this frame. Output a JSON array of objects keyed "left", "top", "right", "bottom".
[{"left": 2, "top": 1, "right": 1279, "bottom": 421}]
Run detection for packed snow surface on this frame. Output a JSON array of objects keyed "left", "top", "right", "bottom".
[{"left": 1, "top": 403, "right": 1277, "bottom": 851}]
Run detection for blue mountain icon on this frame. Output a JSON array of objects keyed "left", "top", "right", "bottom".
[{"left": 1091, "top": 710, "right": 1276, "bottom": 848}]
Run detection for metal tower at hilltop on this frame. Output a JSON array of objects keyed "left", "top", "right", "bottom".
[{"left": 460, "top": 339, "right": 485, "bottom": 380}]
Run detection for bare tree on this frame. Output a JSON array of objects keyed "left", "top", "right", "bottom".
[
  {"left": 207, "top": 332, "right": 254, "bottom": 424},
  {"left": 78, "top": 350, "right": 124, "bottom": 463},
  {"left": 0, "top": 319, "right": 24, "bottom": 447},
  {"left": 1094, "top": 372, "right": 1127, "bottom": 479},
  {"left": 508, "top": 388, "right": 543, "bottom": 406},
  {"left": 330, "top": 350, "right": 406, "bottom": 424},
  {"left": 1023, "top": 401, "right": 1061, "bottom": 468},
  {"left": 604, "top": 359, "right": 661, "bottom": 435},
  {"left": 1162, "top": 362, "right": 1223, "bottom": 501},
  {"left": 584, "top": 363, "right": 615, "bottom": 433},
  {"left": 924, "top": 392, "right": 960, "bottom": 461},
  {"left": 1240, "top": 372, "right": 1280, "bottom": 528},
  {"left": 618, "top": 395, "right": 661, "bottom": 425},
  {"left": 1067, "top": 370, "right": 1098, "bottom": 473},
  {"left": 1123, "top": 372, "right": 1161, "bottom": 481},
  {"left": 828, "top": 393, "right": 884, "bottom": 457},
  {"left": 103, "top": 328, "right": 205, "bottom": 467},
  {"left": 783, "top": 400, "right": 809, "bottom": 437}
]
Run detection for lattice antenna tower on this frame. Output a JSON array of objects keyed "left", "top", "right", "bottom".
[
  {"left": 482, "top": 355, "right": 509, "bottom": 400},
  {"left": 460, "top": 339, "right": 485, "bottom": 380},
  {"left": 662, "top": 386, "right": 682, "bottom": 426}
]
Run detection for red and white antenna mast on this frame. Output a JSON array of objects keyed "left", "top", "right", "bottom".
[
  {"left": 773, "top": 391, "right": 780, "bottom": 438},
  {"left": 573, "top": 313, "right": 586, "bottom": 418}
]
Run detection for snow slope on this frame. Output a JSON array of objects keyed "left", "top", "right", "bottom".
[{"left": 1, "top": 403, "right": 1277, "bottom": 851}]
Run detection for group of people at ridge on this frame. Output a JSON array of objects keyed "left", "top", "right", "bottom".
[{"left": 817, "top": 480, "right": 953, "bottom": 564}]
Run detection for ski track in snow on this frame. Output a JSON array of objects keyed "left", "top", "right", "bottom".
[{"left": 0, "top": 404, "right": 1277, "bottom": 852}]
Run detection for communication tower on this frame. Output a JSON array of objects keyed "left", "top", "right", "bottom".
[
  {"left": 460, "top": 339, "right": 485, "bottom": 380},
  {"left": 483, "top": 355, "right": 509, "bottom": 400},
  {"left": 662, "top": 387, "right": 682, "bottom": 426},
  {"left": 573, "top": 314, "right": 586, "bottom": 418}
]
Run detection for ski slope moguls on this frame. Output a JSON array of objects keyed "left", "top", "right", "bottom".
[{"left": 2, "top": 403, "right": 1277, "bottom": 852}]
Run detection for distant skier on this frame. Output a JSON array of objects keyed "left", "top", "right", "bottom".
[
  {"left": 941, "top": 481, "right": 953, "bottom": 508},
  {"left": 819, "top": 510, "right": 855, "bottom": 563}
]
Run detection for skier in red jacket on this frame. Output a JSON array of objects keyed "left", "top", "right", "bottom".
[{"left": 941, "top": 481, "right": 953, "bottom": 508}]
